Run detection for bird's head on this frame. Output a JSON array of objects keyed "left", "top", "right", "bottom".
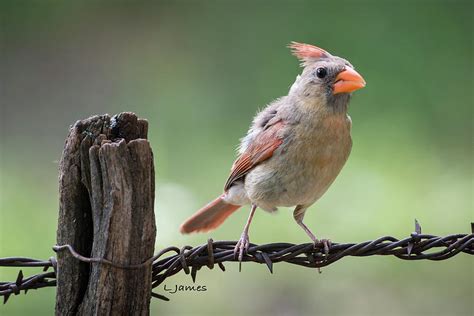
[{"left": 288, "top": 42, "right": 366, "bottom": 112}]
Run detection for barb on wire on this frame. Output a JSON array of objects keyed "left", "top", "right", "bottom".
[
  {"left": 1, "top": 221, "right": 473, "bottom": 303},
  {"left": 0, "top": 257, "right": 57, "bottom": 304}
]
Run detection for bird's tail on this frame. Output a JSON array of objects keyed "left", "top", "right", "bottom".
[{"left": 179, "top": 195, "right": 241, "bottom": 234}]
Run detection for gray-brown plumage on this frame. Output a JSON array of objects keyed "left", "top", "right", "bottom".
[{"left": 180, "top": 42, "right": 366, "bottom": 261}]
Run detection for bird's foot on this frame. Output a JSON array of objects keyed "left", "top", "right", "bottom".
[
  {"left": 234, "top": 232, "right": 250, "bottom": 262},
  {"left": 312, "top": 238, "right": 332, "bottom": 256}
]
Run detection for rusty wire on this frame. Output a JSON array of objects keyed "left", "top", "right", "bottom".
[
  {"left": 1, "top": 221, "right": 473, "bottom": 303},
  {"left": 0, "top": 257, "right": 57, "bottom": 304}
]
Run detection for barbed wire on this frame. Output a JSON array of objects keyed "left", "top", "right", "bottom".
[
  {"left": 1, "top": 221, "right": 473, "bottom": 303},
  {"left": 0, "top": 257, "right": 56, "bottom": 304}
]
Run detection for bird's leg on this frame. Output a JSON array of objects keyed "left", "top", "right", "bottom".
[
  {"left": 294, "top": 206, "right": 318, "bottom": 243},
  {"left": 293, "top": 205, "right": 331, "bottom": 255},
  {"left": 234, "top": 204, "right": 257, "bottom": 262}
]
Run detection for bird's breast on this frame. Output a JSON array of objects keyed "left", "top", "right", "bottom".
[
  {"left": 299, "top": 115, "right": 352, "bottom": 170},
  {"left": 289, "top": 115, "right": 352, "bottom": 196},
  {"left": 245, "top": 114, "right": 352, "bottom": 209}
]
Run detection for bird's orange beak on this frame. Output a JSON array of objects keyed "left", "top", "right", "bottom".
[{"left": 333, "top": 67, "right": 366, "bottom": 95}]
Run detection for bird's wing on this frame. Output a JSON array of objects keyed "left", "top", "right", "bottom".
[{"left": 224, "top": 120, "right": 285, "bottom": 191}]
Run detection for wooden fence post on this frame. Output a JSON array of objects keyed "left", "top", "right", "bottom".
[{"left": 55, "top": 112, "right": 156, "bottom": 315}]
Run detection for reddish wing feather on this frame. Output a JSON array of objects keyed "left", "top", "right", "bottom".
[{"left": 224, "top": 121, "right": 284, "bottom": 191}]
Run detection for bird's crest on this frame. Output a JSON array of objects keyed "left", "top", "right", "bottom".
[{"left": 288, "top": 41, "right": 331, "bottom": 66}]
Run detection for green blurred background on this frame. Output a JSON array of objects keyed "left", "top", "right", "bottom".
[{"left": 1, "top": 1, "right": 472, "bottom": 315}]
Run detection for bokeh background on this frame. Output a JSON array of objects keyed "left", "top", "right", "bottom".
[{"left": 1, "top": 1, "right": 472, "bottom": 315}]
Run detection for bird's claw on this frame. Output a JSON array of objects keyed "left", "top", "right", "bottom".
[
  {"left": 234, "top": 233, "right": 250, "bottom": 262},
  {"left": 313, "top": 238, "right": 332, "bottom": 256},
  {"left": 321, "top": 239, "right": 332, "bottom": 256}
]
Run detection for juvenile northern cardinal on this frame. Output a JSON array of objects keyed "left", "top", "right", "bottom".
[{"left": 180, "top": 42, "right": 366, "bottom": 261}]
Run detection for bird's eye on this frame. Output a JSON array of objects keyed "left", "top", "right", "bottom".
[{"left": 316, "top": 67, "right": 327, "bottom": 79}]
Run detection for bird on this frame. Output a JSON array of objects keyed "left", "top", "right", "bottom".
[{"left": 180, "top": 42, "right": 366, "bottom": 261}]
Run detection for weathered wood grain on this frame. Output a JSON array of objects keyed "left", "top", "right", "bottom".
[{"left": 56, "top": 113, "right": 156, "bottom": 315}]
